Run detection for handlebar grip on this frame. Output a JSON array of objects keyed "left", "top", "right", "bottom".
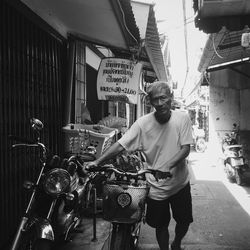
[{"left": 9, "top": 135, "right": 36, "bottom": 144}]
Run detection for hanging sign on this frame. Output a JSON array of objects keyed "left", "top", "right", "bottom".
[{"left": 97, "top": 58, "right": 142, "bottom": 104}]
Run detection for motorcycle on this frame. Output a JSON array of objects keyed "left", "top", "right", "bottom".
[
  {"left": 85, "top": 162, "right": 172, "bottom": 250},
  {"left": 9, "top": 118, "right": 94, "bottom": 250},
  {"left": 192, "top": 126, "right": 206, "bottom": 153},
  {"left": 222, "top": 128, "right": 249, "bottom": 185}
]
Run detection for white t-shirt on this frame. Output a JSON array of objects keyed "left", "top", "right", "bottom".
[{"left": 118, "top": 110, "right": 193, "bottom": 200}]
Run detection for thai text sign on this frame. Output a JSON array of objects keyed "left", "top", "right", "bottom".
[{"left": 97, "top": 58, "right": 142, "bottom": 104}]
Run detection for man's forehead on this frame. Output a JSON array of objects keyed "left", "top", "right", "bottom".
[{"left": 151, "top": 88, "right": 171, "bottom": 97}]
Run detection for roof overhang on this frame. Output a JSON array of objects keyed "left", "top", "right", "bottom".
[
  {"left": 16, "top": 0, "right": 166, "bottom": 82},
  {"left": 198, "top": 27, "right": 250, "bottom": 72},
  {"left": 144, "top": 4, "right": 167, "bottom": 81},
  {"left": 19, "top": 0, "right": 140, "bottom": 50},
  {"left": 193, "top": 0, "right": 250, "bottom": 33}
]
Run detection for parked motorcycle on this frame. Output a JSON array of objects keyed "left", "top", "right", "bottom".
[
  {"left": 222, "top": 127, "right": 249, "bottom": 185},
  {"left": 86, "top": 163, "right": 171, "bottom": 250},
  {"left": 9, "top": 118, "right": 93, "bottom": 250},
  {"left": 192, "top": 126, "right": 206, "bottom": 153}
]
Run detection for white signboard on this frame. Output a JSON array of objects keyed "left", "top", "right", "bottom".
[{"left": 97, "top": 58, "right": 142, "bottom": 104}]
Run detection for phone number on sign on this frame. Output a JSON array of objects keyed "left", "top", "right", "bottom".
[{"left": 100, "top": 86, "right": 137, "bottom": 95}]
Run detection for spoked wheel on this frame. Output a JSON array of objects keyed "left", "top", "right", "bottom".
[
  {"left": 130, "top": 223, "right": 141, "bottom": 250},
  {"left": 17, "top": 231, "right": 52, "bottom": 250}
]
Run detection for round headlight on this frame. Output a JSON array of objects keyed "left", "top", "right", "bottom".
[{"left": 43, "top": 168, "right": 71, "bottom": 197}]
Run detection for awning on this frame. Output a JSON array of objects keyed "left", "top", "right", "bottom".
[
  {"left": 193, "top": 0, "right": 250, "bottom": 33},
  {"left": 198, "top": 27, "right": 250, "bottom": 73},
  {"left": 19, "top": 0, "right": 167, "bottom": 81},
  {"left": 144, "top": 5, "right": 168, "bottom": 81},
  {"left": 20, "top": 0, "right": 140, "bottom": 50}
]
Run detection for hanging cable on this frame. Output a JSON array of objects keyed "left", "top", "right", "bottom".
[
  {"left": 212, "top": 33, "right": 224, "bottom": 59},
  {"left": 204, "top": 71, "right": 211, "bottom": 85},
  {"left": 117, "top": 0, "right": 139, "bottom": 45}
]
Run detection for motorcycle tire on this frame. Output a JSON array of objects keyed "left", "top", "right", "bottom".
[
  {"left": 109, "top": 223, "right": 133, "bottom": 250},
  {"left": 195, "top": 138, "right": 206, "bottom": 153},
  {"left": 225, "top": 163, "right": 235, "bottom": 182},
  {"left": 235, "top": 169, "right": 244, "bottom": 186}
]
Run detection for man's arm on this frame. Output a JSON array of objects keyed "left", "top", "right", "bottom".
[
  {"left": 88, "top": 141, "right": 125, "bottom": 167},
  {"left": 167, "top": 144, "right": 190, "bottom": 170}
]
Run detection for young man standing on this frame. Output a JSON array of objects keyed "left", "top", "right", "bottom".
[{"left": 86, "top": 81, "right": 193, "bottom": 250}]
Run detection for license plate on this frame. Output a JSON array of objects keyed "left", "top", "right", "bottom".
[{"left": 231, "top": 158, "right": 244, "bottom": 166}]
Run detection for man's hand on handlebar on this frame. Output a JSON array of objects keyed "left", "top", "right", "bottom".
[
  {"left": 154, "top": 170, "right": 172, "bottom": 181},
  {"left": 85, "top": 160, "right": 99, "bottom": 170}
]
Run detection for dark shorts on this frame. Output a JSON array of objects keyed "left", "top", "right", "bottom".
[{"left": 146, "top": 182, "right": 193, "bottom": 228}]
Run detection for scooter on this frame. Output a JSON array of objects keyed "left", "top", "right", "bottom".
[
  {"left": 85, "top": 161, "right": 172, "bottom": 250},
  {"left": 9, "top": 118, "right": 93, "bottom": 250},
  {"left": 222, "top": 128, "right": 249, "bottom": 185},
  {"left": 192, "top": 126, "right": 206, "bottom": 153}
]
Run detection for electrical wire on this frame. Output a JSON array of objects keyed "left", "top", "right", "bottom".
[
  {"left": 117, "top": 0, "right": 139, "bottom": 45},
  {"left": 212, "top": 33, "right": 224, "bottom": 59},
  {"left": 204, "top": 71, "right": 211, "bottom": 85}
]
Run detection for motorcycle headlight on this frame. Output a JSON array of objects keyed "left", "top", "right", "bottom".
[{"left": 43, "top": 168, "right": 71, "bottom": 197}]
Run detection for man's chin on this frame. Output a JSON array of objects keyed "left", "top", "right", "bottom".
[{"left": 154, "top": 112, "right": 170, "bottom": 124}]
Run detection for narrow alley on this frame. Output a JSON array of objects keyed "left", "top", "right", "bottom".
[{"left": 138, "top": 150, "right": 250, "bottom": 250}]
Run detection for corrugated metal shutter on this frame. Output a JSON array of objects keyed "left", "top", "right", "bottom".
[{"left": 0, "top": 1, "right": 66, "bottom": 247}]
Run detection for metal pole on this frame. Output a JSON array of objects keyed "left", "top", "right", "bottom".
[{"left": 92, "top": 187, "right": 97, "bottom": 242}]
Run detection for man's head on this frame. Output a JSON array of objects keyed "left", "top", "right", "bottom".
[{"left": 147, "top": 81, "right": 173, "bottom": 124}]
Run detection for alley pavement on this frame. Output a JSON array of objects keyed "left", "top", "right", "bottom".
[{"left": 62, "top": 148, "right": 250, "bottom": 250}]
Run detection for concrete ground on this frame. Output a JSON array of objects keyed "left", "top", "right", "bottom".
[{"left": 62, "top": 149, "right": 250, "bottom": 250}]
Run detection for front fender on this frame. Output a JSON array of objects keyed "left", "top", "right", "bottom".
[{"left": 31, "top": 217, "right": 54, "bottom": 241}]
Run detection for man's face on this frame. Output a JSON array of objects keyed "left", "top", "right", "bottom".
[{"left": 150, "top": 88, "right": 172, "bottom": 123}]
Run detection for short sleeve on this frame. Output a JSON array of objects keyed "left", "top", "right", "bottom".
[{"left": 118, "top": 121, "right": 142, "bottom": 152}]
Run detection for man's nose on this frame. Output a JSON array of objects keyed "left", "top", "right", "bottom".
[{"left": 155, "top": 98, "right": 163, "bottom": 106}]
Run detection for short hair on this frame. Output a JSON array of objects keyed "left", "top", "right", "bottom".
[{"left": 146, "top": 81, "right": 172, "bottom": 99}]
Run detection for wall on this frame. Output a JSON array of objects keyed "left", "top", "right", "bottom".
[
  {"left": 0, "top": 1, "right": 66, "bottom": 247},
  {"left": 209, "top": 65, "right": 250, "bottom": 162}
]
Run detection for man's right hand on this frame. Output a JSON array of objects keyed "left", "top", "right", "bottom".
[
  {"left": 85, "top": 160, "right": 99, "bottom": 170},
  {"left": 154, "top": 170, "right": 172, "bottom": 181}
]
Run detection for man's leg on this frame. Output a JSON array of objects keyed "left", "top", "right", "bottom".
[
  {"left": 171, "top": 223, "right": 190, "bottom": 249},
  {"left": 170, "top": 183, "right": 193, "bottom": 250},
  {"left": 146, "top": 198, "right": 171, "bottom": 250},
  {"left": 156, "top": 225, "right": 170, "bottom": 250}
]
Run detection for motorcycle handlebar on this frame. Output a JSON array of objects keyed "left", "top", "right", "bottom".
[
  {"left": 87, "top": 164, "right": 172, "bottom": 180},
  {"left": 9, "top": 135, "right": 37, "bottom": 145},
  {"left": 9, "top": 135, "right": 47, "bottom": 155}
]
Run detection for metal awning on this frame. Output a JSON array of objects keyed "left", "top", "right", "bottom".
[
  {"left": 20, "top": 0, "right": 167, "bottom": 81},
  {"left": 198, "top": 27, "right": 250, "bottom": 72},
  {"left": 144, "top": 5, "right": 167, "bottom": 81},
  {"left": 20, "top": 0, "right": 140, "bottom": 50}
]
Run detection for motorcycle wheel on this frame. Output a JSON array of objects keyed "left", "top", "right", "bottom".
[
  {"left": 110, "top": 223, "right": 133, "bottom": 250},
  {"left": 225, "top": 163, "right": 235, "bottom": 182},
  {"left": 17, "top": 230, "right": 52, "bottom": 250},
  {"left": 195, "top": 138, "right": 206, "bottom": 153},
  {"left": 235, "top": 169, "right": 244, "bottom": 186},
  {"left": 130, "top": 223, "right": 141, "bottom": 250}
]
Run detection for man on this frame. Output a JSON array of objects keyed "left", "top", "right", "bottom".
[{"left": 87, "top": 81, "right": 193, "bottom": 250}]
